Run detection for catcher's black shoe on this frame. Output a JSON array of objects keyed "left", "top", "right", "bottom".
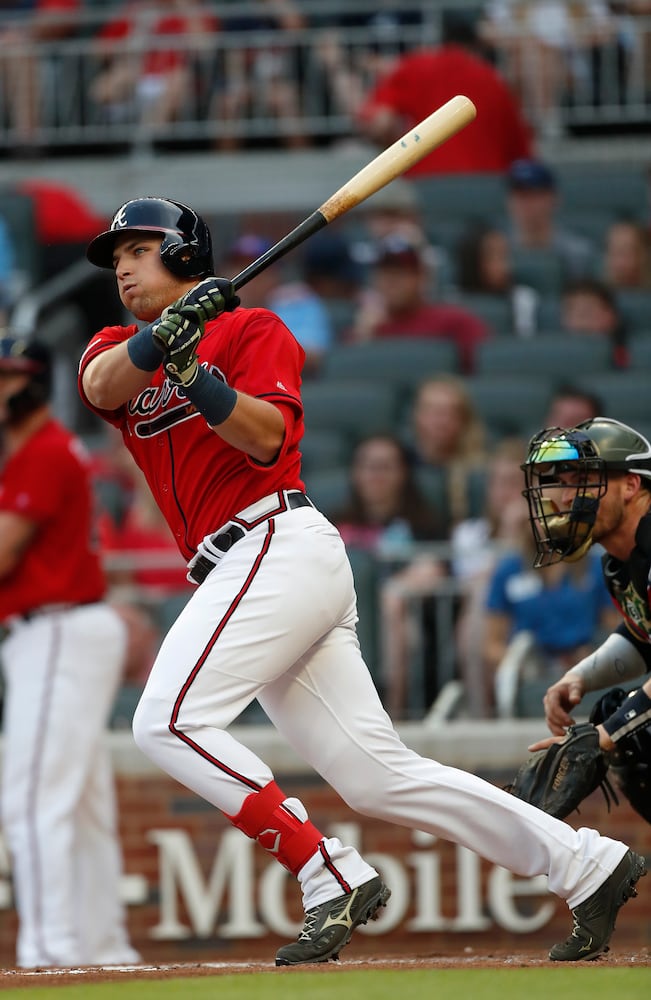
[
  {"left": 550, "top": 849, "right": 647, "bottom": 962},
  {"left": 275, "top": 876, "right": 391, "bottom": 966}
]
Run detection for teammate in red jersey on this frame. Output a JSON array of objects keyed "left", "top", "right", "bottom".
[
  {"left": 0, "top": 337, "right": 139, "bottom": 968},
  {"left": 80, "top": 197, "right": 644, "bottom": 966}
]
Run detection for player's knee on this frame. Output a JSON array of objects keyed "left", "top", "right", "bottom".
[
  {"left": 131, "top": 691, "right": 167, "bottom": 757},
  {"left": 332, "top": 772, "right": 384, "bottom": 816}
]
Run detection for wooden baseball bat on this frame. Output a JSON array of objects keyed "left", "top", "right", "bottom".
[{"left": 230, "top": 95, "right": 477, "bottom": 291}]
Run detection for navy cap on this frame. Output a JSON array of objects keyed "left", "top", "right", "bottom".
[
  {"left": 371, "top": 234, "right": 425, "bottom": 269},
  {"left": 508, "top": 159, "right": 556, "bottom": 191},
  {"left": 227, "top": 234, "right": 274, "bottom": 260}
]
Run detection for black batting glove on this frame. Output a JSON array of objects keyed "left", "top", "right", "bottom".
[
  {"left": 153, "top": 312, "right": 202, "bottom": 388},
  {"left": 165, "top": 277, "right": 240, "bottom": 327}
]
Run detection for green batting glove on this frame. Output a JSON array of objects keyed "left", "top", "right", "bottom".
[
  {"left": 165, "top": 277, "right": 240, "bottom": 327},
  {"left": 153, "top": 312, "right": 202, "bottom": 388}
]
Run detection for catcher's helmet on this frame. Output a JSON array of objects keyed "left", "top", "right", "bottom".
[
  {"left": 0, "top": 336, "right": 52, "bottom": 423},
  {"left": 522, "top": 418, "right": 651, "bottom": 566},
  {"left": 86, "top": 197, "right": 214, "bottom": 279}
]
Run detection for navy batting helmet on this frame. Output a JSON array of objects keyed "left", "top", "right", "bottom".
[
  {"left": 86, "top": 197, "right": 214, "bottom": 279},
  {"left": 0, "top": 336, "right": 52, "bottom": 422}
]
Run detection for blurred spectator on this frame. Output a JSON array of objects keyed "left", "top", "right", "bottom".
[
  {"left": 481, "top": 503, "right": 620, "bottom": 716},
  {"left": 543, "top": 382, "right": 603, "bottom": 429},
  {"left": 101, "top": 465, "right": 190, "bottom": 599},
  {"left": 219, "top": 232, "right": 347, "bottom": 376},
  {"left": 506, "top": 159, "right": 597, "bottom": 282},
  {"left": 330, "top": 433, "right": 447, "bottom": 715},
  {"left": 356, "top": 14, "right": 533, "bottom": 176},
  {"left": 220, "top": 233, "right": 279, "bottom": 309},
  {"left": 480, "top": 2, "right": 616, "bottom": 139},
  {"left": 208, "top": 0, "right": 307, "bottom": 150},
  {"left": 560, "top": 276, "right": 629, "bottom": 366},
  {"left": 348, "top": 235, "right": 490, "bottom": 373},
  {"left": 90, "top": 0, "right": 217, "bottom": 130},
  {"left": 601, "top": 218, "right": 651, "bottom": 290},
  {"left": 452, "top": 436, "right": 530, "bottom": 717},
  {"left": 0, "top": 0, "right": 80, "bottom": 151},
  {"left": 0, "top": 214, "right": 16, "bottom": 322},
  {"left": 313, "top": 5, "right": 423, "bottom": 121},
  {"left": 407, "top": 374, "right": 489, "bottom": 530},
  {"left": 346, "top": 180, "right": 456, "bottom": 288},
  {"left": 351, "top": 180, "right": 426, "bottom": 256},
  {"left": 455, "top": 222, "right": 540, "bottom": 336},
  {"left": 274, "top": 233, "right": 365, "bottom": 372},
  {"left": 331, "top": 432, "right": 445, "bottom": 554}
]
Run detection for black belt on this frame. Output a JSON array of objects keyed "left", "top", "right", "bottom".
[{"left": 190, "top": 492, "right": 313, "bottom": 585}]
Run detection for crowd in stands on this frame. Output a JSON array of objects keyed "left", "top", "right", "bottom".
[
  {"left": 0, "top": 2, "right": 650, "bottom": 153},
  {"left": 2, "top": 2, "right": 651, "bottom": 727}
]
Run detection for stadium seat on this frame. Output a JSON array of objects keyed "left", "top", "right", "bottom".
[
  {"left": 555, "top": 165, "right": 648, "bottom": 219},
  {"left": 300, "top": 427, "right": 351, "bottom": 475},
  {"left": 301, "top": 466, "right": 349, "bottom": 519},
  {"left": 475, "top": 335, "right": 612, "bottom": 377},
  {"left": 346, "top": 546, "right": 382, "bottom": 681},
  {"left": 627, "top": 331, "right": 651, "bottom": 369},
  {"left": 575, "top": 371, "right": 651, "bottom": 426},
  {"left": 512, "top": 249, "right": 565, "bottom": 296},
  {"left": 411, "top": 172, "right": 507, "bottom": 226},
  {"left": 616, "top": 290, "right": 651, "bottom": 334},
  {"left": 320, "top": 339, "right": 460, "bottom": 394},
  {"left": 464, "top": 374, "right": 554, "bottom": 438},
  {"left": 301, "top": 379, "right": 399, "bottom": 440},
  {"left": 452, "top": 293, "right": 513, "bottom": 336}
]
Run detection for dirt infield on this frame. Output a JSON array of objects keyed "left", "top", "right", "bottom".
[{"left": 0, "top": 950, "right": 648, "bottom": 989}]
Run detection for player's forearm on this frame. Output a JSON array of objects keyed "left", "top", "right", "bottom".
[
  {"left": 83, "top": 341, "right": 157, "bottom": 410},
  {"left": 212, "top": 392, "right": 286, "bottom": 464},
  {"left": 565, "top": 627, "right": 651, "bottom": 691},
  {"left": 0, "top": 512, "right": 36, "bottom": 579}
]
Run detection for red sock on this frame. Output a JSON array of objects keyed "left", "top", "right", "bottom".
[{"left": 227, "top": 780, "right": 323, "bottom": 876}]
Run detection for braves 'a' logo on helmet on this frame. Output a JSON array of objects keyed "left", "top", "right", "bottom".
[{"left": 111, "top": 206, "right": 129, "bottom": 230}]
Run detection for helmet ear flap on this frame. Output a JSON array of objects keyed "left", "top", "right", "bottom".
[{"left": 160, "top": 231, "right": 210, "bottom": 278}]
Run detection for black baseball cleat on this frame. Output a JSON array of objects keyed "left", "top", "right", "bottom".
[
  {"left": 275, "top": 875, "right": 391, "bottom": 966},
  {"left": 550, "top": 849, "right": 647, "bottom": 961}
]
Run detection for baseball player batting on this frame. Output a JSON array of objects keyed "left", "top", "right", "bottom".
[
  {"left": 0, "top": 338, "right": 140, "bottom": 967},
  {"left": 80, "top": 198, "right": 645, "bottom": 964}
]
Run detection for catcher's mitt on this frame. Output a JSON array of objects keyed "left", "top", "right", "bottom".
[{"left": 505, "top": 722, "right": 615, "bottom": 820}]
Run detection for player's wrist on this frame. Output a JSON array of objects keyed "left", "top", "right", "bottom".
[
  {"left": 127, "top": 323, "right": 165, "bottom": 371},
  {"left": 178, "top": 364, "right": 237, "bottom": 426},
  {"left": 601, "top": 686, "right": 651, "bottom": 743}
]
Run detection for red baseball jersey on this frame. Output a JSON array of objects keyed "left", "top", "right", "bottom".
[
  {"left": 357, "top": 45, "right": 533, "bottom": 176},
  {"left": 79, "top": 307, "right": 307, "bottom": 560},
  {"left": 0, "top": 420, "right": 106, "bottom": 620}
]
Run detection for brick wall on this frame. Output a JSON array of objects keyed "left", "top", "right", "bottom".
[{"left": 0, "top": 757, "right": 647, "bottom": 966}]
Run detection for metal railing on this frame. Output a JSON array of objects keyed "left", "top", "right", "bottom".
[{"left": 1, "top": 1, "right": 651, "bottom": 153}]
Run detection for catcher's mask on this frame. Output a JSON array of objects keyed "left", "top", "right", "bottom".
[
  {"left": 86, "top": 196, "right": 214, "bottom": 279},
  {"left": 0, "top": 336, "right": 52, "bottom": 425},
  {"left": 522, "top": 417, "right": 651, "bottom": 566}
]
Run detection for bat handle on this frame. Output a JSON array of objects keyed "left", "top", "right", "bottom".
[{"left": 230, "top": 211, "right": 328, "bottom": 291}]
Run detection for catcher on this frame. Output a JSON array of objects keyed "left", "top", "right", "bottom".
[{"left": 508, "top": 417, "right": 651, "bottom": 826}]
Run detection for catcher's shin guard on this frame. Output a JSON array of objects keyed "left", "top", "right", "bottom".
[{"left": 227, "top": 780, "right": 323, "bottom": 876}]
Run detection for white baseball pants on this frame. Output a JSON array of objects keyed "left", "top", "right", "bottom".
[{"left": 133, "top": 502, "right": 627, "bottom": 912}]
